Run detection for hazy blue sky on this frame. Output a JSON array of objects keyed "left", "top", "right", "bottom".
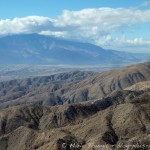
[
  {"left": 0, "top": 0, "right": 147, "bottom": 19},
  {"left": 0, "top": 0, "right": 150, "bottom": 53}
]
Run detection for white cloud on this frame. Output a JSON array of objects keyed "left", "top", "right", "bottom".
[
  {"left": 0, "top": 8, "right": 150, "bottom": 51},
  {"left": 97, "top": 36, "right": 150, "bottom": 47},
  {"left": 0, "top": 16, "right": 56, "bottom": 36},
  {"left": 39, "top": 31, "right": 67, "bottom": 37},
  {"left": 95, "top": 35, "right": 150, "bottom": 53},
  {"left": 141, "top": 1, "right": 150, "bottom": 6},
  {"left": 57, "top": 8, "right": 150, "bottom": 33}
]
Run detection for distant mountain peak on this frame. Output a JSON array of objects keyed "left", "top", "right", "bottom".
[{"left": 0, "top": 34, "right": 150, "bottom": 65}]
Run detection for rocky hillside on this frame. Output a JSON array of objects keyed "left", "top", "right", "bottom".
[
  {"left": 0, "top": 83, "right": 150, "bottom": 150},
  {"left": 0, "top": 62, "right": 150, "bottom": 150},
  {"left": 125, "top": 81, "right": 150, "bottom": 91},
  {"left": 0, "top": 71, "right": 96, "bottom": 109},
  {"left": 0, "top": 62, "right": 150, "bottom": 109},
  {"left": 63, "top": 61, "right": 150, "bottom": 102}
]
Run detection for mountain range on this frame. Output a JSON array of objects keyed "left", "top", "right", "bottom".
[
  {"left": 0, "top": 34, "right": 150, "bottom": 65},
  {"left": 0, "top": 62, "right": 150, "bottom": 150},
  {"left": 1, "top": 33, "right": 150, "bottom": 150},
  {"left": 0, "top": 61, "right": 150, "bottom": 109}
]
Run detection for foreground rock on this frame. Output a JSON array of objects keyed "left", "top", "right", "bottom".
[{"left": 0, "top": 86, "right": 150, "bottom": 150}]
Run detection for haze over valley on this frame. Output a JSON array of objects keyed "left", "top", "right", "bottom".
[{"left": 0, "top": 33, "right": 150, "bottom": 81}]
